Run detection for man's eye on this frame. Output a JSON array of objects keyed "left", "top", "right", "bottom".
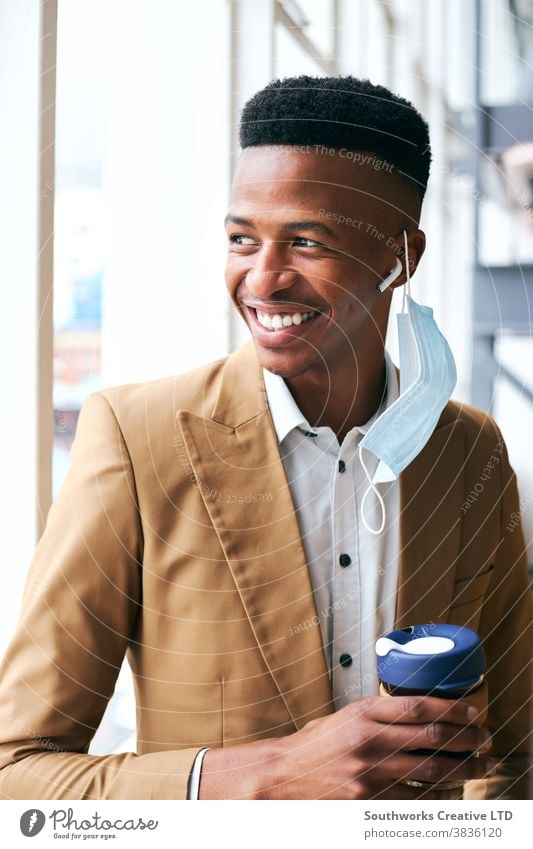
[
  {"left": 229, "top": 234, "right": 257, "bottom": 246},
  {"left": 228, "top": 234, "right": 325, "bottom": 248},
  {"left": 292, "top": 237, "right": 324, "bottom": 248}
]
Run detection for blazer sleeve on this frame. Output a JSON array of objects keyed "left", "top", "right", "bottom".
[
  {"left": 464, "top": 421, "right": 532, "bottom": 801},
  {"left": 0, "top": 392, "right": 203, "bottom": 799}
]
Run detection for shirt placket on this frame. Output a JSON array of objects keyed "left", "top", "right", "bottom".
[
  {"left": 292, "top": 426, "right": 336, "bottom": 677},
  {"left": 354, "top": 450, "right": 382, "bottom": 699},
  {"left": 331, "top": 434, "right": 362, "bottom": 710}
]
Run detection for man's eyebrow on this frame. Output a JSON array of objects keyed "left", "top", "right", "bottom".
[
  {"left": 224, "top": 215, "right": 340, "bottom": 242},
  {"left": 280, "top": 220, "right": 340, "bottom": 242}
]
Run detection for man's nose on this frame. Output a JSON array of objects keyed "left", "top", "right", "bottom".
[{"left": 245, "top": 240, "right": 299, "bottom": 299}]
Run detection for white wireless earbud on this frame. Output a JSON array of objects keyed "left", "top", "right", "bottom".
[{"left": 377, "top": 257, "right": 403, "bottom": 292}]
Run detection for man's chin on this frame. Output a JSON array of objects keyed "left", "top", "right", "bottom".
[{"left": 253, "top": 342, "right": 316, "bottom": 379}]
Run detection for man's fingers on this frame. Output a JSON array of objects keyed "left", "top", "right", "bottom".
[
  {"left": 384, "top": 721, "right": 491, "bottom": 755},
  {"left": 384, "top": 752, "right": 497, "bottom": 786},
  {"left": 360, "top": 695, "right": 481, "bottom": 726}
]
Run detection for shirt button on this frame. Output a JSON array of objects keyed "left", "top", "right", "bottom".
[
  {"left": 338, "top": 459, "right": 346, "bottom": 473},
  {"left": 339, "top": 553, "right": 351, "bottom": 568},
  {"left": 339, "top": 653, "right": 353, "bottom": 668}
]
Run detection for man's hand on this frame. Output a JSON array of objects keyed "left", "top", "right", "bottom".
[{"left": 198, "top": 696, "right": 496, "bottom": 799}]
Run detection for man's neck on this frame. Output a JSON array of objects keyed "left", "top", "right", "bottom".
[{"left": 285, "top": 353, "right": 387, "bottom": 444}]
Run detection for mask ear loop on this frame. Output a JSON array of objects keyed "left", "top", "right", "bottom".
[
  {"left": 358, "top": 443, "right": 386, "bottom": 535},
  {"left": 401, "top": 228, "right": 411, "bottom": 313},
  {"left": 359, "top": 229, "right": 411, "bottom": 535}
]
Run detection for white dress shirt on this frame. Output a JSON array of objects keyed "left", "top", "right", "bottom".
[
  {"left": 262, "top": 352, "right": 401, "bottom": 708},
  {"left": 187, "top": 352, "right": 401, "bottom": 797}
]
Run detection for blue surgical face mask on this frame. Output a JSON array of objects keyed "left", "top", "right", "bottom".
[{"left": 358, "top": 229, "right": 457, "bottom": 534}]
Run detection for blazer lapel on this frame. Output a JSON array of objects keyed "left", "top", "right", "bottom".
[
  {"left": 176, "top": 341, "right": 334, "bottom": 729},
  {"left": 395, "top": 416, "right": 465, "bottom": 628}
]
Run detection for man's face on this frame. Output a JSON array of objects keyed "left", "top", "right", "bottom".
[{"left": 225, "top": 145, "right": 414, "bottom": 378}]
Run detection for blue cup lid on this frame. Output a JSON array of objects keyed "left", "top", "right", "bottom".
[{"left": 376, "top": 624, "right": 486, "bottom": 691}]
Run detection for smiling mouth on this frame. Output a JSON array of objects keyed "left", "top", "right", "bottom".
[
  {"left": 252, "top": 307, "right": 320, "bottom": 330},
  {"left": 241, "top": 301, "right": 324, "bottom": 326},
  {"left": 240, "top": 304, "right": 326, "bottom": 347}
]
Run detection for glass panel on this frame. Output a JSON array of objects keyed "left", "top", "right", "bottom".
[
  {"left": 54, "top": 0, "right": 105, "bottom": 498},
  {"left": 480, "top": 0, "right": 533, "bottom": 105},
  {"left": 54, "top": 0, "right": 231, "bottom": 496},
  {"left": 445, "top": 0, "right": 476, "bottom": 111},
  {"left": 476, "top": 1, "right": 533, "bottom": 266},
  {"left": 478, "top": 197, "right": 533, "bottom": 266},
  {"left": 53, "top": 189, "right": 104, "bottom": 496}
]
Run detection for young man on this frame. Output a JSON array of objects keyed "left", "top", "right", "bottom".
[{"left": 0, "top": 76, "right": 530, "bottom": 801}]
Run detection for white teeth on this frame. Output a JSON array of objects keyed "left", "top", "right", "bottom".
[{"left": 256, "top": 310, "right": 317, "bottom": 330}]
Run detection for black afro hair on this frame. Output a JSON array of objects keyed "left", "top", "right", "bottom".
[{"left": 239, "top": 75, "right": 431, "bottom": 203}]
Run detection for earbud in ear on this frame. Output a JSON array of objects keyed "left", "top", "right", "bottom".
[{"left": 377, "top": 257, "right": 403, "bottom": 292}]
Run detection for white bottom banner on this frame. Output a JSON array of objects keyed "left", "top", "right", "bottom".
[{"left": 1, "top": 800, "right": 530, "bottom": 848}]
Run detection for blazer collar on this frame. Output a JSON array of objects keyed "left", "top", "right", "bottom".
[{"left": 176, "top": 340, "right": 465, "bottom": 728}]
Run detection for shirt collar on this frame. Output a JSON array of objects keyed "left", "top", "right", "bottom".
[{"left": 262, "top": 351, "right": 399, "bottom": 445}]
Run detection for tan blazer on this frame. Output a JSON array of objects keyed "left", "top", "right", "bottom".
[{"left": 0, "top": 339, "right": 531, "bottom": 799}]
